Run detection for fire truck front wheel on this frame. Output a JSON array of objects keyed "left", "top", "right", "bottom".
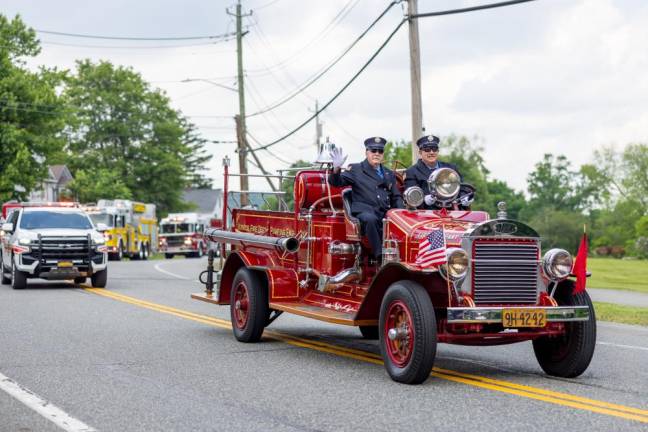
[
  {"left": 379, "top": 280, "right": 437, "bottom": 384},
  {"left": 532, "top": 285, "right": 596, "bottom": 378},
  {"left": 230, "top": 267, "right": 269, "bottom": 343}
]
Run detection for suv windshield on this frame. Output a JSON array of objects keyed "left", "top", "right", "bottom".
[{"left": 20, "top": 211, "right": 93, "bottom": 230}]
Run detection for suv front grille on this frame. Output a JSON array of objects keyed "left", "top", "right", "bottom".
[
  {"left": 472, "top": 240, "right": 539, "bottom": 305},
  {"left": 36, "top": 236, "right": 91, "bottom": 259}
]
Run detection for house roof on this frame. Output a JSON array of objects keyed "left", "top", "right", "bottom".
[
  {"left": 50, "top": 165, "right": 73, "bottom": 186},
  {"left": 182, "top": 188, "right": 223, "bottom": 215}
]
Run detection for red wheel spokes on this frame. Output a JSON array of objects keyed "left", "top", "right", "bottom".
[
  {"left": 233, "top": 282, "right": 249, "bottom": 329},
  {"left": 385, "top": 300, "right": 415, "bottom": 367}
]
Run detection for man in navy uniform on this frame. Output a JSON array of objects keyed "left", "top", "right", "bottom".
[
  {"left": 328, "top": 137, "right": 403, "bottom": 259},
  {"left": 404, "top": 135, "right": 462, "bottom": 209}
]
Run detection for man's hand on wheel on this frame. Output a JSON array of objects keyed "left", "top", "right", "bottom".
[{"left": 330, "top": 147, "right": 348, "bottom": 169}]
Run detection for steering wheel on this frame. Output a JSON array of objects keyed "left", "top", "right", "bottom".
[{"left": 309, "top": 194, "right": 343, "bottom": 213}]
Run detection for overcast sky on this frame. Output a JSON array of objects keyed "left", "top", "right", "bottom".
[{"left": 2, "top": 0, "right": 647, "bottom": 193}]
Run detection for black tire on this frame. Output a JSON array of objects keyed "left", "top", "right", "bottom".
[
  {"left": 164, "top": 253, "right": 174, "bottom": 259},
  {"left": 197, "top": 243, "right": 204, "bottom": 258},
  {"left": 74, "top": 277, "right": 86, "bottom": 284},
  {"left": 359, "top": 325, "right": 379, "bottom": 340},
  {"left": 11, "top": 258, "right": 27, "bottom": 290},
  {"left": 91, "top": 269, "right": 108, "bottom": 288},
  {"left": 379, "top": 280, "right": 437, "bottom": 384},
  {"left": 533, "top": 284, "right": 596, "bottom": 378},
  {"left": 141, "top": 243, "right": 149, "bottom": 260},
  {"left": 1, "top": 263, "right": 10, "bottom": 285},
  {"left": 230, "top": 267, "right": 268, "bottom": 343}
]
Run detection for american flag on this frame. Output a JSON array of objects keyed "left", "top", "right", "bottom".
[{"left": 415, "top": 229, "right": 446, "bottom": 266}]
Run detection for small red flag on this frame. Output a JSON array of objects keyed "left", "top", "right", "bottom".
[{"left": 573, "top": 231, "right": 588, "bottom": 294}]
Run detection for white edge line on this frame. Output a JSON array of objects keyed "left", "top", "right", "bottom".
[
  {"left": 597, "top": 341, "right": 648, "bottom": 352},
  {"left": 0, "top": 371, "right": 97, "bottom": 432},
  {"left": 153, "top": 262, "right": 195, "bottom": 281}
]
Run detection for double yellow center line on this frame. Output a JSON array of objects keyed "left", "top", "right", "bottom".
[{"left": 84, "top": 288, "right": 648, "bottom": 424}]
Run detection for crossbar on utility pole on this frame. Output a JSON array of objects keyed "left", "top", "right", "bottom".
[{"left": 408, "top": 0, "right": 423, "bottom": 164}]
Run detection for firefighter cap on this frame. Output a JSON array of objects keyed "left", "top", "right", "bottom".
[
  {"left": 364, "top": 136, "right": 387, "bottom": 150},
  {"left": 416, "top": 135, "right": 440, "bottom": 149}
]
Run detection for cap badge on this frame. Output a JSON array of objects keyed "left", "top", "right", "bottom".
[
  {"left": 374, "top": 137, "right": 381, "bottom": 143},
  {"left": 427, "top": 135, "right": 434, "bottom": 142}
]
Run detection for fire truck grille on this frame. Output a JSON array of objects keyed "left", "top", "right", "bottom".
[
  {"left": 472, "top": 241, "right": 539, "bottom": 305},
  {"left": 166, "top": 237, "right": 185, "bottom": 247}
]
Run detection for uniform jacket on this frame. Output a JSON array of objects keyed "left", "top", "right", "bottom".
[
  {"left": 329, "top": 159, "right": 404, "bottom": 215},
  {"left": 404, "top": 159, "right": 462, "bottom": 209}
]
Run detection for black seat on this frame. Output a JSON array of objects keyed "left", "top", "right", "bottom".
[{"left": 342, "top": 188, "right": 363, "bottom": 238}]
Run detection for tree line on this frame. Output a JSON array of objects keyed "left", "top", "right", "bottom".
[{"left": 0, "top": 15, "right": 212, "bottom": 216}]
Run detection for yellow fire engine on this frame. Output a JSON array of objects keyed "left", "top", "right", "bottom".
[{"left": 84, "top": 200, "right": 157, "bottom": 260}]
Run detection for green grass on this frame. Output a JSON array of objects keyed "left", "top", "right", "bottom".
[
  {"left": 586, "top": 257, "right": 648, "bottom": 294},
  {"left": 593, "top": 302, "right": 648, "bottom": 327}
]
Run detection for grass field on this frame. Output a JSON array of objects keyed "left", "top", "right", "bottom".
[
  {"left": 586, "top": 257, "right": 648, "bottom": 293},
  {"left": 593, "top": 302, "right": 648, "bottom": 326}
]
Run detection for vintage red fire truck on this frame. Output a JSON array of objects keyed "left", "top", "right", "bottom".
[{"left": 192, "top": 153, "right": 595, "bottom": 384}]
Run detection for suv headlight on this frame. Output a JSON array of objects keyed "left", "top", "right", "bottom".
[
  {"left": 93, "top": 237, "right": 105, "bottom": 246},
  {"left": 446, "top": 248, "right": 469, "bottom": 279},
  {"left": 428, "top": 168, "right": 461, "bottom": 201},
  {"left": 18, "top": 238, "right": 32, "bottom": 245},
  {"left": 542, "top": 248, "right": 573, "bottom": 280}
]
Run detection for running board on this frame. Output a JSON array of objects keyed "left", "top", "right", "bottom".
[{"left": 270, "top": 302, "right": 377, "bottom": 326}]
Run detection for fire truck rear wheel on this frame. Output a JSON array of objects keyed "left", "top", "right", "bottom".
[
  {"left": 359, "top": 326, "right": 379, "bottom": 340},
  {"left": 230, "top": 267, "right": 269, "bottom": 343},
  {"left": 532, "top": 285, "right": 596, "bottom": 378},
  {"left": 141, "top": 243, "right": 149, "bottom": 260},
  {"left": 379, "top": 280, "right": 437, "bottom": 384},
  {"left": 164, "top": 253, "right": 174, "bottom": 259},
  {"left": 91, "top": 268, "right": 108, "bottom": 288}
]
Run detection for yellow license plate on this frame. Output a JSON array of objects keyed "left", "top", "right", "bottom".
[
  {"left": 57, "top": 261, "right": 73, "bottom": 268},
  {"left": 502, "top": 308, "right": 547, "bottom": 328}
]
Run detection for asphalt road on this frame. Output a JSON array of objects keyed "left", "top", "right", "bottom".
[{"left": 1, "top": 258, "right": 647, "bottom": 432}]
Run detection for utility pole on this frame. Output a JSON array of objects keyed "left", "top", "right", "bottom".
[
  {"left": 228, "top": 0, "right": 252, "bottom": 206},
  {"left": 408, "top": 0, "right": 423, "bottom": 164}
]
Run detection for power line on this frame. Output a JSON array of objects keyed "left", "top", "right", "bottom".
[
  {"left": 412, "top": 0, "right": 538, "bottom": 19},
  {"left": 36, "top": 29, "right": 238, "bottom": 41},
  {"left": 245, "top": 1, "right": 398, "bottom": 118},
  {"left": 253, "top": 0, "right": 284, "bottom": 11},
  {"left": 39, "top": 39, "right": 236, "bottom": 50},
  {"left": 246, "top": 0, "right": 539, "bottom": 153},
  {"left": 245, "top": 0, "right": 360, "bottom": 75},
  {"left": 245, "top": 18, "right": 407, "bottom": 154}
]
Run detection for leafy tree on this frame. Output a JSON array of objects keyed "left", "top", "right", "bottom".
[
  {"left": 0, "top": 14, "right": 66, "bottom": 202},
  {"left": 483, "top": 179, "right": 526, "bottom": 220},
  {"left": 524, "top": 154, "right": 585, "bottom": 215},
  {"left": 528, "top": 208, "right": 587, "bottom": 252},
  {"left": 62, "top": 60, "right": 209, "bottom": 214},
  {"left": 66, "top": 169, "right": 132, "bottom": 203},
  {"left": 180, "top": 119, "right": 213, "bottom": 189}
]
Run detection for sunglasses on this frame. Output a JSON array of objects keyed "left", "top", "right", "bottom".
[
  {"left": 369, "top": 149, "right": 384, "bottom": 154},
  {"left": 421, "top": 147, "right": 439, "bottom": 153}
]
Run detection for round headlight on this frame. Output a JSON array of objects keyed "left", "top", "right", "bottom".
[
  {"left": 542, "top": 248, "right": 573, "bottom": 280},
  {"left": 446, "top": 247, "right": 469, "bottom": 279},
  {"left": 428, "top": 168, "right": 461, "bottom": 201},
  {"left": 403, "top": 186, "right": 424, "bottom": 209}
]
